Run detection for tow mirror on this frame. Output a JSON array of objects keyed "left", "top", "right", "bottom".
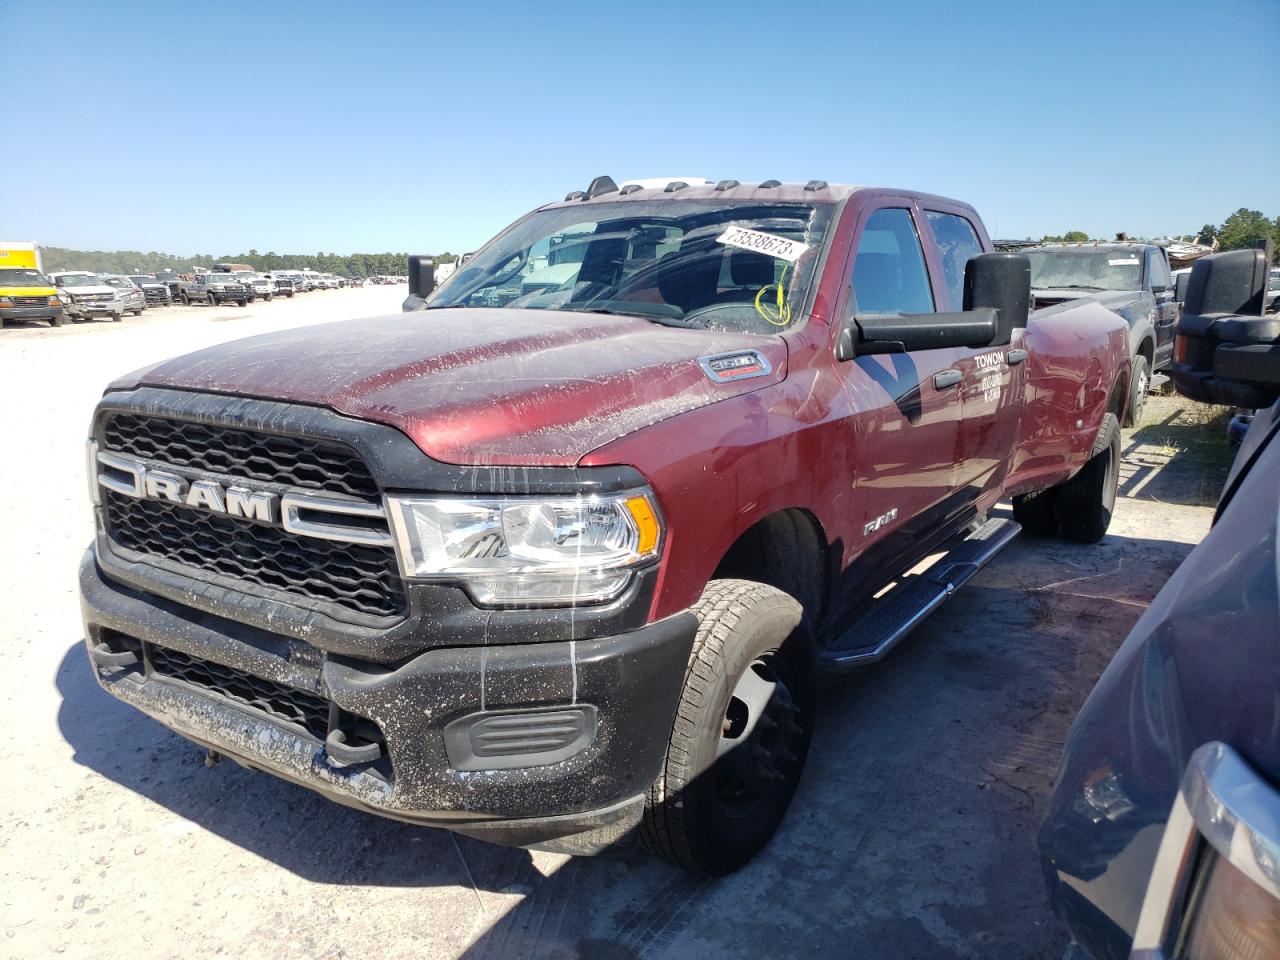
[
  {"left": 1183, "top": 248, "right": 1268, "bottom": 317},
  {"left": 408, "top": 255, "right": 436, "bottom": 300},
  {"left": 840, "top": 310, "right": 999, "bottom": 359},
  {"left": 1175, "top": 271, "right": 1191, "bottom": 304},
  {"left": 964, "top": 252, "right": 1030, "bottom": 346}
]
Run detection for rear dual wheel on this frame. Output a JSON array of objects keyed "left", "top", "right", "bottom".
[
  {"left": 642, "top": 579, "right": 815, "bottom": 874},
  {"left": 1012, "top": 413, "right": 1121, "bottom": 544}
]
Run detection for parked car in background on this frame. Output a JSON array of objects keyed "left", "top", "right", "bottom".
[
  {"left": 1170, "top": 249, "right": 1280, "bottom": 411},
  {"left": 0, "top": 264, "right": 65, "bottom": 328},
  {"left": 1039, "top": 383, "right": 1280, "bottom": 960},
  {"left": 50, "top": 271, "right": 124, "bottom": 322},
  {"left": 128, "top": 275, "right": 172, "bottom": 306},
  {"left": 177, "top": 273, "right": 250, "bottom": 307},
  {"left": 101, "top": 275, "right": 146, "bottom": 316},
  {"left": 349, "top": 277, "right": 365, "bottom": 288},
  {"left": 268, "top": 273, "right": 297, "bottom": 297},
  {"left": 240, "top": 273, "right": 276, "bottom": 302},
  {"left": 1024, "top": 241, "right": 1179, "bottom": 424}
]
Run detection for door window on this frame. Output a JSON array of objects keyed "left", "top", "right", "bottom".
[
  {"left": 1146, "top": 248, "right": 1171, "bottom": 291},
  {"left": 851, "top": 208, "right": 935, "bottom": 315},
  {"left": 925, "top": 211, "right": 983, "bottom": 309}
]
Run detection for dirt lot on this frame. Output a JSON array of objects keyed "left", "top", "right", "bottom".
[{"left": 0, "top": 296, "right": 1228, "bottom": 960}]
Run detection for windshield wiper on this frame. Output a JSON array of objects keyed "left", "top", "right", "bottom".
[{"left": 1039, "top": 284, "right": 1104, "bottom": 291}]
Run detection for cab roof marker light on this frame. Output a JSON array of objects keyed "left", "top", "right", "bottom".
[
  {"left": 564, "top": 191, "right": 586, "bottom": 201},
  {"left": 664, "top": 181, "right": 689, "bottom": 193},
  {"left": 585, "top": 175, "right": 618, "bottom": 199},
  {"left": 715, "top": 180, "right": 740, "bottom": 191},
  {"left": 759, "top": 179, "right": 781, "bottom": 189},
  {"left": 804, "top": 180, "right": 828, "bottom": 192},
  {"left": 619, "top": 184, "right": 643, "bottom": 195}
]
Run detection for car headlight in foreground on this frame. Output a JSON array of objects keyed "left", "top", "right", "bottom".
[
  {"left": 1131, "top": 742, "right": 1280, "bottom": 959},
  {"left": 387, "top": 491, "right": 662, "bottom": 605}
]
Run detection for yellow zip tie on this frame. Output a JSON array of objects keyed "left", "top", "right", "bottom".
[{"left": 754, "top": 263, "right": 792, "bottom": 327}]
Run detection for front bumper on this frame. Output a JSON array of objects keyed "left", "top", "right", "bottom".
[
  {"left": 80, "top": 549, "right": 696, "bottom": 852},
  {"left": 0, "top": 305, "right": 63, "bottom": 323},
  {"left": 67, "top": 299, "right": 121, "bottom": 318}
]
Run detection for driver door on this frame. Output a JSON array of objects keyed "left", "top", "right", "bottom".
[{"left": 846, "top": 205, "right": 969, "bottom": 588}]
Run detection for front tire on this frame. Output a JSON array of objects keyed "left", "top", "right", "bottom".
[
  {"left": 641, "top": 579, "right": 815, "bottom": 874},
  {"left": 1057, "top": 413, "right": 1121, "bottom": 544},
  {"left": 1127, "top": 355, "right": 1149, "bottom": 426},
  {"left": 207, "top": 294, "right": 217, "bottom": 307}
]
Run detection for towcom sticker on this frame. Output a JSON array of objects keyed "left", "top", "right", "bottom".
[{"left": 717, "top": 226, "right": 810, "bottom": 262}]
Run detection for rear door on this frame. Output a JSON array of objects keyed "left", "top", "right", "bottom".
[
  {"left": 920, "top": 208, "right": 1027, "bottom": 506},
  {"left": 845, "top": 204, "right": 970, "bottom": 583},
  {"left": 1146, "top": 246, "right": 1178, "bottom": 368}
]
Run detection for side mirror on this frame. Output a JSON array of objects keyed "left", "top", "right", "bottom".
[
  {"left": 1174, "top": 272, "right": 1191, "bottom": 303},
  {"left": 1184, "top": 248, "right": 1269, "bottom": 317},
  {"left": 963, "top": 252, "right": 1030, "bottom": 346},
  {"left": 408, "top": 255, "right": 436, "bottom": 300}
]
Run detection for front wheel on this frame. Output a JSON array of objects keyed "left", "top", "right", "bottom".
[
  {"left": 207, "top": 294, "right": 217, "bottom": 307},
  {"left": 265, "top": 293, "right": 273, "bottom": 302},
  {"left": 112, "top": 312, "right": 123, "bottom": 322},
  {"left": 641, "top": 579, "right": 815, "bottom": 874},
  {"left": 181, "top": 292, "right": 191, "bottom": 306},
  {"left": 1127, "top": 355, "right": 1149, "bottom": 427},
  {"left": 238, "top": 299, "right": 248, "bottom": 307}
]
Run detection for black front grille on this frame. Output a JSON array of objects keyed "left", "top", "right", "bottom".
[
  {"left": 145, "top": 641, "right": 331, "bottom": 740},
  {"left": 104, "top": 491, "right": 406, "bottom": 618},
  {"left": 103, "top": 414, "right": 380, "bottom": 499}
]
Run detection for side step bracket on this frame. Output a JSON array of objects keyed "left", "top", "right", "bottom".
[{"left": 817, "top": 517, "right": 1020, "bottom": 674}]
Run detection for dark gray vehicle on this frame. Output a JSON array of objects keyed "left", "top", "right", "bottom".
[
  {"left": 129, "top": 275, "right": 172, "bottom": 306},
  {"left": 1039, "top": 252, "right": 1280, "bottom": 960},
  {"left": 1026, "top": 242, "right": 1179, "bottom": 424},
  {"left": 1169, "top": 248, "right": 1280, "bottom": 411},
  {"left": 179, "top": 273, "right": 249, "bottom": 307}
]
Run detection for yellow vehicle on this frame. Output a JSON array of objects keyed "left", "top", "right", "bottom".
[{"left": 0, "top": 242, "right": 65, "bottom": 328}]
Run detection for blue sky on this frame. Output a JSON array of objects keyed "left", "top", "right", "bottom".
[{"left": 3, "top": 0, "right": 1277, "bottom": 255}]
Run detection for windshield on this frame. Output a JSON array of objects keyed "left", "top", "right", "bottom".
[
  {"left": 102, "top": 277, "right": 133, "bottom": 289},
  {"left": 1026, "top": 249, "right": 1143, "bottom": 292},
  {"left": 429, "top": 200, "right": 834, "bottom": 333},
  {"left": 0, "top": 268, "right": 50, "bottom": 287},
  {"left": 129, "top": 276, "right": 155, "bottom": 284},
  {"left": 57, "top": 273, "right": 102, "bottom": 288}
]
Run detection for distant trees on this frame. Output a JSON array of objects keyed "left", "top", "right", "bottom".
[
  {"left": 1041, "top": 230, "right": 1089, "bottom": 242},
  {"left": 38, "top": 247, "right": 450, "bottom": 277},
  {"left": 1214, "top": 208, "right": 1278, "bottom": 255}
]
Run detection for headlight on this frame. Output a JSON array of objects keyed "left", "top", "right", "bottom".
[
  {"left": 0, "top": 297, "right": 11, "bottom": 308},
  {"left": 49, "top": 295, "right": 62, "bottom": 306},
  {"left": 387, "top": 491, "right": 662, "bottom": 606}
]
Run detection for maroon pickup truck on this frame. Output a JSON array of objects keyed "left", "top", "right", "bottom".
[{"left": 81, "top": 178, "right": 1128, "bottom": 873}]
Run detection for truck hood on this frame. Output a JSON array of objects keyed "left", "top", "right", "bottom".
[
  {"left": 1033, "top": 288, "right": 1143, "bottom": 312},
  {"left": 60, "top": 284, "right": 116, "bottom": 296},
  {"left": 112, "top": 308, "right": 788, "bottom": 466}
]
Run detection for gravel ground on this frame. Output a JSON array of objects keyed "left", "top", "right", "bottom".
[{"left": 0, "top": 296, "right": 1224, "bottom": 960}]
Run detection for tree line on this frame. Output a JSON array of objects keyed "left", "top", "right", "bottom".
[
  {"left": 39, "top": 247, "right": 457, "bottom": 277},
  {"left": 1040, "top": 208, "right": 1280, "bottom": 260}
]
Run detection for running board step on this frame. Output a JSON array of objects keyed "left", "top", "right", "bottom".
[{"left": 818, "top": 517, "right": 1021, "bottom": 674}]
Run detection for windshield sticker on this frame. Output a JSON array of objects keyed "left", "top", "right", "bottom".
[
  {"left": 716, "top": 226, "right": 810, "bottom": 262},
  {"left": 1108, "top": 258, "right": 1139, "bottom": 266}
]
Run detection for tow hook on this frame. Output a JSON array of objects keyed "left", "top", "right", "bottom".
[{"left": 203, "top": 749, "right": 223, "bottom": 768}]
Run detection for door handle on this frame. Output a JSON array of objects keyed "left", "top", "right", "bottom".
[
  {"left": 1007, "top": 349, "right": 1028, "bottom": 365},
  {"left": 933, "top": 369, "right": 964, "bottom": 389}
]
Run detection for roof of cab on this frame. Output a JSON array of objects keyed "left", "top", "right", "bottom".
[{"left": 537, "top": 177, "right": 862, "bottom": 211}]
